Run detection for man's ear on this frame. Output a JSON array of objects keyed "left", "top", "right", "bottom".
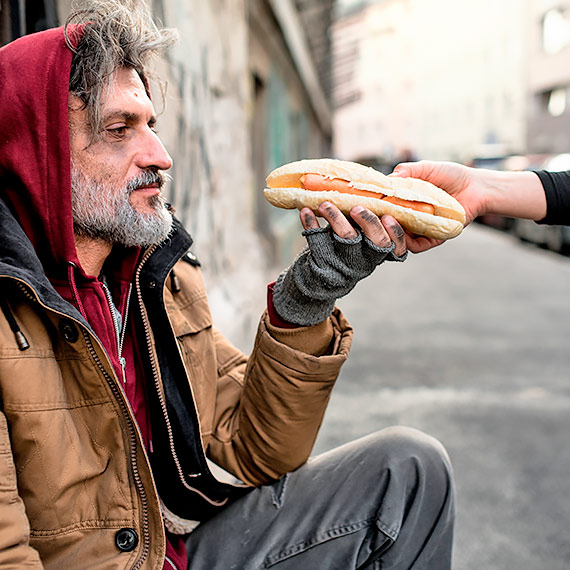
[
  {"left": 68, "top": 91, "right": 89, "bottom": 113},
  {"left": 68, "top": 92, "right": 96, "bottom": 150}
]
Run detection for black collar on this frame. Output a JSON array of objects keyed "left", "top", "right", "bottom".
[{"left": 0, "top": 196, "right": 193, "bottom": 322}]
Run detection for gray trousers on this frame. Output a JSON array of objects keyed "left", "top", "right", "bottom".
[{"left": 186, "top": 426, "right": 455, "bottom": 569}]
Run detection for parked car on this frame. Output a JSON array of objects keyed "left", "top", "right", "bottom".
[{"left": 512, "top": 218, "right": 570, "bottom": 253}]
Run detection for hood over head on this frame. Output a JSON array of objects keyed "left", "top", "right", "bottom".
[{"left": 0, "top": 26, "right": 82, "bottom": 277}]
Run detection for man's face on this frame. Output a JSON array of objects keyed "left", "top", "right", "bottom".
[{"left": 68, "top": 67, "right": 174, "bottom": 247}]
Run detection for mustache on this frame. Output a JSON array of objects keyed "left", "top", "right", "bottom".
[{"left": 126, "top": 170, "right": 172, "bottom": 193}]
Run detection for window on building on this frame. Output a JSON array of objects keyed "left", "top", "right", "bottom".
[
  {"left": 1, "top": 0, "right": 58, "bottom": 47},
  {"left": 542, "top": 8, "right": 570, "bottom": 54},
  {"left": 548, "top": 88, "right": 567, "bottom": 117}
]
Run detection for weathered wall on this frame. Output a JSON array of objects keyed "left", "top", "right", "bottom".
[
  {"left": 151, "top": 0, "right": 268, "bottom": 352},
  {"left": 151, "top": 0, "right": 333, "bottom": 351},
  {"left": 248, "top": 0, "right": 333, "bottom": 272}
]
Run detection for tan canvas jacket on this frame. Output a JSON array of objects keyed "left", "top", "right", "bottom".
[{"left": 0, "top": 208, "right": 353, "bottom": 569}]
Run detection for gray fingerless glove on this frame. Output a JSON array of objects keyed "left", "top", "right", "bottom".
[{"left": 273, "top": 226, "right": 407, "bottom": 326}]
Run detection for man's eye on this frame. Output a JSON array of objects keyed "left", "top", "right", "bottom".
[{"left": 106, "top": 126, "right": 128, "bottom": 138}]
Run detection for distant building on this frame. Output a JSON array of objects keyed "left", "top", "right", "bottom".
[
  {"left": 332, "top": 0, "right": 529, "bottom": 165},
  {"left": 527, "top": 0, "right": 570, "bottom": 154}
]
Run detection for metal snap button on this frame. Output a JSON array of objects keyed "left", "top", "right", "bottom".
[
  {"left": 59, "top": 320, "right": 79, "bottom": 343},
  {"left": 115, "top": 528, "right": 138, "bottom": 552}
]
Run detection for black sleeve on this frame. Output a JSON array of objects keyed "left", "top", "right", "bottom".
[{"left": 533, "top": 170, "right": 570, "bottom": 226}]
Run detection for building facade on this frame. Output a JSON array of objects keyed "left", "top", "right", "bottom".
[
  {"left": 332, "top": 0, "right": 530, "bottom": 166},
  {"left": 527, "top": 0, "right": 570, "bottom": 155}
]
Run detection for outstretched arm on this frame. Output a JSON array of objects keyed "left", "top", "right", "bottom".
[
  {"left": 271, "top": 202, "right": 407, "bottom": 326},
  {"left": 391, "top": 161, "right": 547, "bottom": 253}
]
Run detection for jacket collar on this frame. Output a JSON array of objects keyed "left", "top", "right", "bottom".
[
  {"left": 139, "top": 216, "right": 193, "bottom": 288},
  {"left": 0, "top": 196, "right": 193, "bottom": 322},
  {"left": 0, "top": 195, "right": 84, "bottom": 322}
]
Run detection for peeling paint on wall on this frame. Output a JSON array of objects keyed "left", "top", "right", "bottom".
[{"left": 154, "top": 0, "right": 268, "bottom": 352}]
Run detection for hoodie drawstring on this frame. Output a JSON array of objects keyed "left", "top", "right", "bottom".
[
  {"left": 170, "top": 270, "right": 181, "bottom": 293},
  {"left": 0, "top": 298, "right": 30, "bottom": 351},
  {"left": 68, "top": 263, "right": 89, "bottom": 322}
]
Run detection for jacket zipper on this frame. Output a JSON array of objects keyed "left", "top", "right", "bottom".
[
  {"left": 83, "top": 331, "right": 151, "bottom": 570},
  {"left": 164, "top": 555, "right": 178, "bottom": 570},
  {"left": 13, "top": 278, "right": 152, "bottom": 569},
  {"left": 101, "top": 281, "right": 132, "bottom": 384},
  {"left": 134, "top": 250, "right": 229, "bottom": 506}
]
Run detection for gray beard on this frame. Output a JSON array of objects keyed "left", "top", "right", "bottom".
[{"left": 71, "top": 166, "right": 173, "bottom": 247}]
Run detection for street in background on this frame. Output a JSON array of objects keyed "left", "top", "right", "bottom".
[{"left": 316, "top": 222, "right": 570, "bottom": 570}]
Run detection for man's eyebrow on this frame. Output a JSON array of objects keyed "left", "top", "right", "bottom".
[{"left": 102, "top": 110, "right": 158, "bottom": 125}]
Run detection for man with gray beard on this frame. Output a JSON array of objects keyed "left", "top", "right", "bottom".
[
  {"left": 71, "top": 165, "right": 173, "bottom": 247},
  {"left": 0, "top": 1, "right": 454, "bottom": 569}
]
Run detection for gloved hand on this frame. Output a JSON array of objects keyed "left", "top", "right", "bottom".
[{"left": 272, "top": 225, "right": 407, "bottom": 326}]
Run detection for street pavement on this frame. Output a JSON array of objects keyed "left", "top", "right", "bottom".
[{"left": 313, "top": 223, "right": 570, "bottom": 570}]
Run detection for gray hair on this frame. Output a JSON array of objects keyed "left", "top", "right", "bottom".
[{"left": 65, "top": 0, "right": 178, "bottom": 135}]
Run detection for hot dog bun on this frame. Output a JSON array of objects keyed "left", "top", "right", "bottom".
[{"left": 264, "top": 158, "right": 466, "bottom": 240}]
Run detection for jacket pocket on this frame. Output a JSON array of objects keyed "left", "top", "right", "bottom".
[
  {"left": 167, "top": 293, "right": 217, "bottom": 438},
  {"left": 0, "top": 412, "right": 17, "bottom": 493}
]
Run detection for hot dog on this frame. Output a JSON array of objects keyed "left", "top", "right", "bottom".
[{"left": 264, "top": 158, "right": 466, "bottom": 240}]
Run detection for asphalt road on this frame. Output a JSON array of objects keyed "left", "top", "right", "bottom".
[{"left": 313, "top": 223, "right": 570, "bottom": 570}]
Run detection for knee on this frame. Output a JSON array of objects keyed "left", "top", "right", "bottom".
[
  {"left": 373, "top": 426, "right": 450, "bottom": 461},
  {"left": 365, "top": 426, "right": 454, "bottom": 488},
  {"left": 363, "top": 428, "right": 455, "bottom": 561}
]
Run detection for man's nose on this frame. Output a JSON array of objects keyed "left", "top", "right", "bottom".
[{"left": 137, "top": 129, "right": 173, "bottom": 171}]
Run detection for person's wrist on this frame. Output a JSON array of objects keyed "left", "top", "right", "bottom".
[
  {"left": 267, "top": 282, "right": 299, "bottom": 328},
  {"left": 486, "top": 170, "right": 546, "bottom": 220},
  {"left": 272, "top": 270, "right": 335, "bottom": 326},
  {"left": 472, "top": 167, "right": 500, "bottom": 219}
]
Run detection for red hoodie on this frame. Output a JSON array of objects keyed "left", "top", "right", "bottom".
[{"left": 0, "top": 26, "right": 187, "bottom": 569}]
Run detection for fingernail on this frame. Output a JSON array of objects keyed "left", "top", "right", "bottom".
[{"left": 352, "top": 206, "right": 364, "bottom": 214}]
